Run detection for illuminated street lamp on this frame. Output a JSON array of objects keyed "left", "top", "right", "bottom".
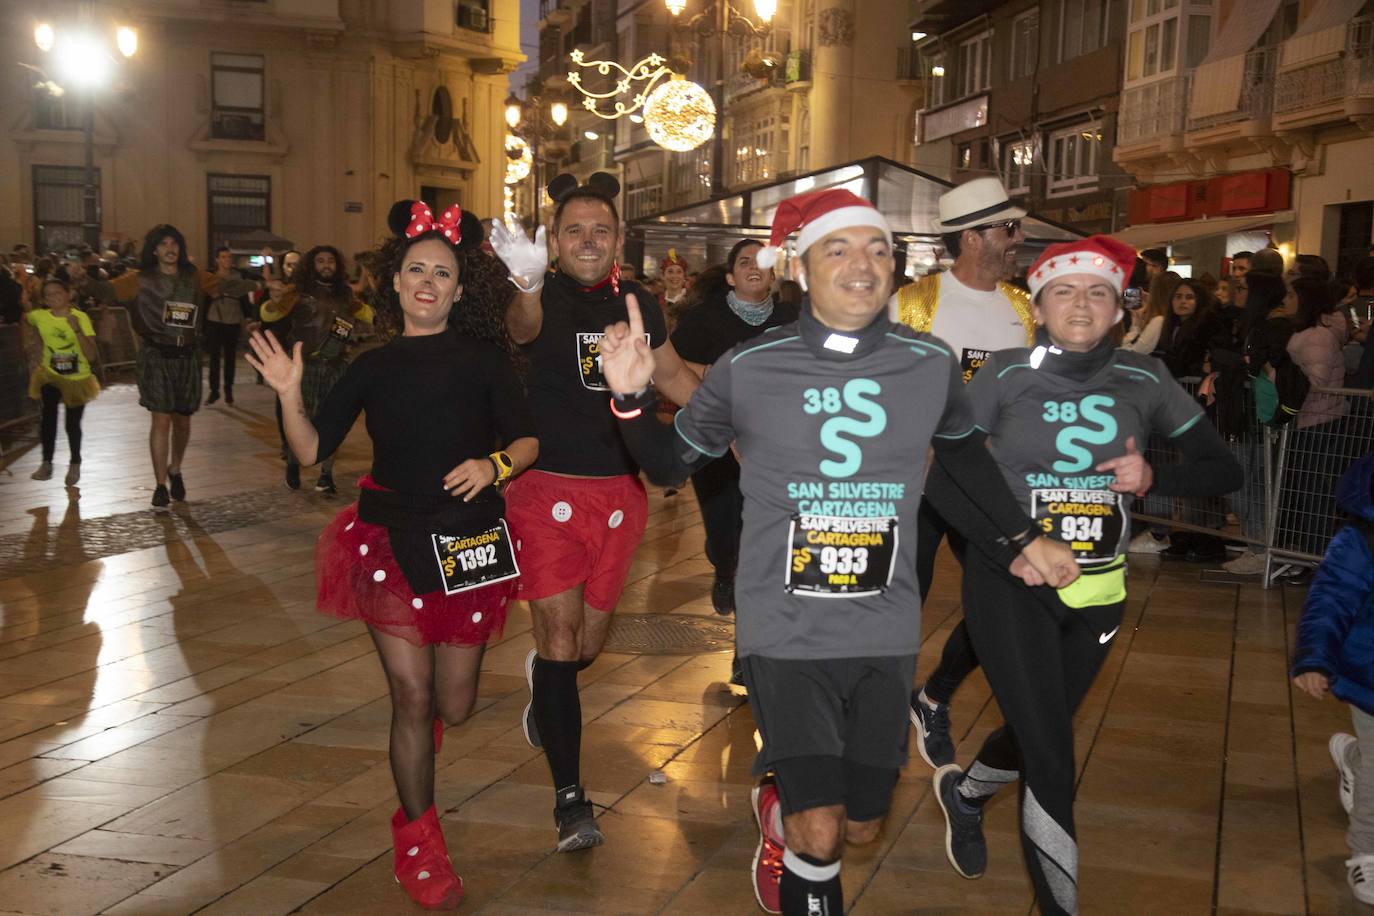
[
  {"left": 665, "top": 0, "right": 773, "bottom": 194},
  {"left": 506, "top": 88, "right": 574, "bottom": 227},
  {"left": 31, "top": 18, "right": 138, "bottom": 248}
]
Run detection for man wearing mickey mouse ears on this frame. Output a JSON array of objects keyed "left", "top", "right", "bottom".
[
  {"left": 489, "top": 172, "right": 701, "bottom": 853},
  {"left": 594, "top": 187, "right": 1077, "bottom": 915}
]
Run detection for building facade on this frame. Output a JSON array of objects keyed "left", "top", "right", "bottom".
[
  {"left": 1111, "top": 0, "right": 1374, "bottom": 278},
  {"left": 528, "top": 0, "right": 923, "bottom": 272},
  {"left": 907, "top": 0, "right": 1131, "bottom": 238},
  {"left": 4, "top": 0, "right": 523, "bottom": 261}
]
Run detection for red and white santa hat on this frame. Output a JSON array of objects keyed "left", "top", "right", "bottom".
[
  {"left": 756, "top": 188, "right": 891, "bottom": 269},
  {"left": 1027, "top": 234, "right": 1137, "bottom": 301}
]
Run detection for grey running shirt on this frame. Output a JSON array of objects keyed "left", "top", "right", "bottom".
[
  {"left": 965, "top": 348, "right": 1204, "bottom": 563},
  {"left": 673, "top": 305, "right": 977, "bottom": 660}
]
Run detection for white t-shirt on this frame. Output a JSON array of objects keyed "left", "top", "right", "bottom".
[{"left": 907, "top": 272, "right": 1029, "bottom": 381}]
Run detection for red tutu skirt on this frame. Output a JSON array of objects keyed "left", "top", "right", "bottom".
[{"left": 316, "top": 500, "right": 515, "bottom": 647}]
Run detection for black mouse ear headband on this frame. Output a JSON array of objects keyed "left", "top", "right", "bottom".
[
  {"left": 386, "top": 199, "right": 485, "bottom": 251},
  {"left": 546, "top": 171, "right": 622, "bottom": 204}
]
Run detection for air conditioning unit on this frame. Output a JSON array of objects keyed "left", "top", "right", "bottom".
[
  {"left": 457, "top": 4, "right": 489, "bottom": 32},
  {"left": 213, "top": 113, "right": 259, "bottom": 140}
]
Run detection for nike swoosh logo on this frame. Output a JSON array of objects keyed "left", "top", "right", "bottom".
[{"left": 1099, "top": 626, "right": 1120, "bottom": 645}]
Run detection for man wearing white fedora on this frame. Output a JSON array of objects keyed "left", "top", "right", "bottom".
[{"left": 891, "top": 176, "right": 1036, "bottom": 770}]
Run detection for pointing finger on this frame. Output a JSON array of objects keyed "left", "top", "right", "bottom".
[{"left": 625, "top": 293, "right": 644, "bottom": 339}]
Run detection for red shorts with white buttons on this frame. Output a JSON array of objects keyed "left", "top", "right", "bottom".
[{"left": 503, "top": 469, "right": 648, "bottom": 612}]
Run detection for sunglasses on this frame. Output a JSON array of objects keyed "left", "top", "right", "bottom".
[{"left": 973, "top": 219, "right": 1022, "bottom": 236}]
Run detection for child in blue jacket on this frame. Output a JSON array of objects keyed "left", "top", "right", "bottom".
[{"left": 1292, "top": 451, "right": 1374, "bottom": 906}]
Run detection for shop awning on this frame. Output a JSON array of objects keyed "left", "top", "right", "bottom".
[
  {"left": 1189, "top": 0, "right": 1285, "bottom": 120},
  {"left": 1279, "top": 0, "right": 1364, "bottom": 70},
  {"left": 627, "top": 156, "right": 1082, "bottom": 271},
  {"left": 1111, "top": 210, "right": 1293, "bottom": 249}
]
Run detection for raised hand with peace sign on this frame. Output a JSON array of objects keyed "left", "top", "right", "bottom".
[{"left": 599, "top": 293, "right": 657, "bottom": 395}]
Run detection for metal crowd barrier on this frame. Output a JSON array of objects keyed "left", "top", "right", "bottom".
[
  {"left": 0, "top": 324, "right": 39, "bottom": 458},
  {"left": 1132, "top": 375, "right": 1374, "bottom": 586},
  {"left": 92, "top": 305, "right": 139, "bottom": 381}
]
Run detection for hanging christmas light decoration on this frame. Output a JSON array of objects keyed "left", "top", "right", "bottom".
[
  {"left": 566, "top": 49, "right": 716, "bottom": 151},
  {"left": 504, "top": 133, "right": 532, "bottom": 185},
  {"left": 643, "top": 75, "right": 716, "bottom": 152}
]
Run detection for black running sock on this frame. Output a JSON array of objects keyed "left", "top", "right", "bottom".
[
  {"left": 780, "top": 850, "right": 842, "bottom": 916},
  {"left": 532, "top": 657, "right": 582, "bottom": 791}
]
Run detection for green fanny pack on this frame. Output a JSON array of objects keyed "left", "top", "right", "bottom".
[{"left": 1057, "top": 556, "right": 1127, "bottom": 609}]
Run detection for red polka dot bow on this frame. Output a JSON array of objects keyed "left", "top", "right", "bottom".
[{"left": 405, "top": 201, "right": 463, "bottom": 243}]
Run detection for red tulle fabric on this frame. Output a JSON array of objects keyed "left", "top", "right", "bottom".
[{"left": 315, "top": 501, "right": 514, "bottom": 647}]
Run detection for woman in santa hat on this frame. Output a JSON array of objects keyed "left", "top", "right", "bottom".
[{"left": 924, "top": 235, "right": 1243, "bottom": 914}]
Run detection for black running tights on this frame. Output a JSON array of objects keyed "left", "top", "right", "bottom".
[
  {"left": 690, "top": 452, "right": 744, "bottom": 578},
  {"left": 962, "top": 551, "right": 1124, "bottom": 916},
  {"left": 39, "top": 385, "right": 84, "bottom": 464},
  {"left": 916, "top": 500, "right": 977, "bottom": 704}
]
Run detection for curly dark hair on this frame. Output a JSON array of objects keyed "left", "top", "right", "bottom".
[
  {"left": 368, "top": 231, "right": 520, "bottom": 365},
  {"left": 294, "top": 245, "right": 350, "bottom": 301},
  {"left": 138, "top": 224, "right": 192, "bottom": 274}
]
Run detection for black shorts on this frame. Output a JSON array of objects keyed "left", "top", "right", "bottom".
[{"left": 741, "top": 654, "right": 914, "bottom": 818}]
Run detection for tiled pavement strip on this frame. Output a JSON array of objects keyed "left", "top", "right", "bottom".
[{"left": 0, "top": 379, "right": 1362, "bottom": 913}]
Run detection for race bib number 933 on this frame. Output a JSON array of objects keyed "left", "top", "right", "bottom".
[{"left": 785, "top": 515, "right": 898, "bottom": 597}]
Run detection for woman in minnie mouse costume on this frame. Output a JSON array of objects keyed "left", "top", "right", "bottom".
[{"left": 248, "top": 200, "right": 538, "bottom": 910}]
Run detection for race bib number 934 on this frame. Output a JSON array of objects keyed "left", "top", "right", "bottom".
[{"left": 1031, "top": 489, "right": 1124, "bottom": 562}]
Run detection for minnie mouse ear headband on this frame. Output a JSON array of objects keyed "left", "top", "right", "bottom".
[
  {"left": 547, "top": 171, "right": 621, "bottom": 207},
  {"left": 386, "top": 199, "right": 485, "bottom": 251}
]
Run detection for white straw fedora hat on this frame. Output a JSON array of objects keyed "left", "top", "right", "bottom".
[{"left": 938, "top": 177, "right": 1027, "bottom": 232}]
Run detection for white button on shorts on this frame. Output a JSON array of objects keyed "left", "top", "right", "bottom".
[
  {"left": 608, "top": 509, "right": 625, "bottom": 529},
  {"left": 552, "top": 501, "right": 573, "bottom": 522}
]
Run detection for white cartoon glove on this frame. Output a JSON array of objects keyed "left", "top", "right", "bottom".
[{"left": 489, "top": 221, "right": 548, "bottom": 293}]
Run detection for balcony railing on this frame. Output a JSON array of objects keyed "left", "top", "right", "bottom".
[
  {"left": 897, "top": 46, "right": 922, "bottom": 81},
  {"left": 1117, "top": 75, "right": 1190, "bottom": 146},
  {"left": 1275, "top": 17, "right": 1374, "bottom": 114},
  {"left": 1187, "top": 46, "right": 1278, "bottom": 132}
]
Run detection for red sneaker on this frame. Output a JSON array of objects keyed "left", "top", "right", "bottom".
[
  {"left": 391, "top": 806, "right": 463, "bottom": 910},
  {"left": 751, "top": 781, "right": 784, "bottom": 914}
]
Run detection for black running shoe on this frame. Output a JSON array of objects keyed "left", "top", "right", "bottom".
[
  {"left": 553, "top": 785, "right": 604, "bottom": 852},
  {"left": 224, "top": 389, "right": 233, "bottom": 405},
  {"left": 711, "top": 574, "right": 735, "bottom": 616},
  {"left": 151, "top": 485, "right": 171, "bottom": 511},
  {"left": 314, "top": 472, "right": 337, "bottom": 495},
  {"left": 522, "top": 649, "right": 541, "bottom": 748},
  {"left": 168, "top": 472, "right": 186, "bottom": 502},
  {"left": 909, "top": 689, "right": 955, "bottom": 769},
  {"left": 934, "top": 764, "right": 987, "bottom": 879},
  {"left": 206, "top": 391, "right": 220, "bottom": 405},
  {"left": 285, "top": 463, "right": 301, "bottom": 490}
]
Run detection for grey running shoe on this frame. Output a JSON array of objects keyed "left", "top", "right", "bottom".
[
  {"left": 934, "top": 764, "right": 986, "bottom": 879},
  {"left": 910, "top": 689, "right": 955, "bottom": 769},
  {"left": 554, "top": 785, "right": 604, "bottom": 852},
  {"left": 31, "top": 462, "right": 53, "bottom": 481},
  {"left": 64, "top": 462, "right": 80, "bottom": 486},
  {"left": 522, "top": 649, "right": 541, "bottom": 748}
]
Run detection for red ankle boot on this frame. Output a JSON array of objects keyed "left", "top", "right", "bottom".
[{"left": 391, "top": 806, "right": 463, "bottom": 910}]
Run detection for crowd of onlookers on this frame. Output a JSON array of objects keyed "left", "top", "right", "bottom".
[{"left": 1115, "top": 245, "right": 1374, "bottom": 574}]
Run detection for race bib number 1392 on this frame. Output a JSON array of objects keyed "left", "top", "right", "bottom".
[{"left": 785, "top": 515, "right": 898, "bottom": 597}]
